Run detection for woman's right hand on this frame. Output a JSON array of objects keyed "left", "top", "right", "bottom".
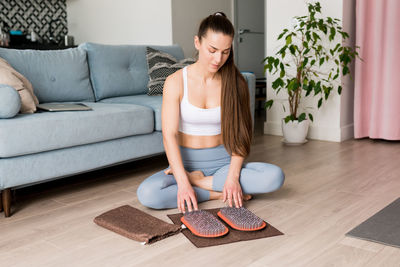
[{"left": 177, "top": 181, "right": 198, "bottom": 213}]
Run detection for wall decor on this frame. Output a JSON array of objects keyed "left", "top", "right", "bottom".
[{"left": 0, "top": 0, "right": 68, "bottom": 43}]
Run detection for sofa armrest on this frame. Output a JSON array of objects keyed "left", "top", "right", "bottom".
[
  {"left": 241, "top": 72, "right": 256, "bottom": 132},
  {"left": 0, "top": 84, "right": 21, "bottom": 119}
]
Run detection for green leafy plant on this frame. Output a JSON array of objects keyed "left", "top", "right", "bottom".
[{"left": 263, "top": 1, "right": 360, "bottom": 123}]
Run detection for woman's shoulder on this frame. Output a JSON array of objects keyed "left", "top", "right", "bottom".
[
  {"left": 166, "top": 68, "right": 183, "bottom": 84},
  {"left": 163, "top": 69, "right": 184, "bottom": 97}
]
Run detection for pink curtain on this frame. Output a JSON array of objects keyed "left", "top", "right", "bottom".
[{"left": 354, "top": 0, "right": 400, "bottom": 140}]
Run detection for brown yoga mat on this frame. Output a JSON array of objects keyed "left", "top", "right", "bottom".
[
  {"left": 94, "top": 205, "right": 181, "bottom": 245},
  {"left": 167, "top": 207, "right": 284, "bottom": 248}
]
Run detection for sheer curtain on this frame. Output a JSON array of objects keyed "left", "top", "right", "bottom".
[{"left": 354, "top": 0, "right": 400, "bottom": 140}]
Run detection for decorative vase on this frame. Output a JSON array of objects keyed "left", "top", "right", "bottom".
[{"left": 281, "top": 119, "right": 310, "bottom": 144}]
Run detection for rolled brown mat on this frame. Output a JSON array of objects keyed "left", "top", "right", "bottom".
[{"left": 94, "top": 205, "right": 182, "bottom": 245}]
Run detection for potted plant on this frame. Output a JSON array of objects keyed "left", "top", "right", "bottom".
[{"left": 263, "top": 2, "right": 360, "bottom": 144}]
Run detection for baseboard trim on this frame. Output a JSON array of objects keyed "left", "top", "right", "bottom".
[
  {"left": 263, "top": 121, "right": 282, "bottom": 136},
  {"left": 264, "top": 121, "right": 354, "bottom": 142},
  {"left": 340, "top": 123, "right": 354, "bottom": 141}
]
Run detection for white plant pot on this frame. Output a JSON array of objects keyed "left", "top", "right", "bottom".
[{"left": 281, "top": 119, "right": 310, "bottom": 144}]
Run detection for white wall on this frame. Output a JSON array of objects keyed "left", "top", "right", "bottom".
[
  {"left": 66, "top": 0, "right": 173, "bottom": 45},
  {"left": 171, "top": 0, "right": 233, "bottom": 58},
  {"left": 265, "top": 0, "right": 355, "bottom": 142},
  {"left": 340, "top": 0, "right": 356, "bottom": 141}
]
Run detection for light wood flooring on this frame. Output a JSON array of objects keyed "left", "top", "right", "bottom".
[{"left": 1, "top": 115, "right": 400, "bottom": 267}]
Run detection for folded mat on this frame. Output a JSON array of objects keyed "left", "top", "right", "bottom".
[
  {"left": 94, "top": 205, "right": 181, "bottom": 245},
  {"left": 167, "top": 207, "right": 283, "bottom": 248},
  {"left": 346, "top": 197, "right": 400, "bottom": 248}
]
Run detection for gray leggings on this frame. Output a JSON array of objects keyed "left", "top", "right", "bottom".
[{"left": 137, "top": 144, "right": 285, "bottom": 209}]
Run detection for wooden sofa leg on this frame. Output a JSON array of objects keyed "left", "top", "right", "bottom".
[
  {"left": 2, "top": 189, "right": 11, "bottom": 217},
  {"left": 0, "top": 190, "right": 3, "bottom": 212}
]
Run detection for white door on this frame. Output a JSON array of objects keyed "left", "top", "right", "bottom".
[{"left": 234, "top": 0, "right": 265, "bottom": 78}]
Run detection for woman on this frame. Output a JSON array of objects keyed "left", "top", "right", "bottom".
[{"left": 137, "top": 12, "right": 284, "bottom": 213}]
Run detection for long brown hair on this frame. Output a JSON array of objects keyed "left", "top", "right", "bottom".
[{"left": 197, "top": 12, "right": 253, "bottom": 157}]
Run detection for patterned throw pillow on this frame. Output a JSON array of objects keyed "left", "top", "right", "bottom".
[{"left": 146, "top": 47, "right": 195, "bottom": 96}]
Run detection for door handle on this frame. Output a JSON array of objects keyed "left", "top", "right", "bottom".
[{"left": 238, "top": 29, "right": 264, "bottom": 35}]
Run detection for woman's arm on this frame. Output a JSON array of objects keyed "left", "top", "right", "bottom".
[
  {"left": 227, "top": 154, "right": 244, "bottom": 180},
  {"left": 161, "top": 74, "right": 198, "bottom": 213},
  {"left": 223, "top": 153, "right": 245, "bottom": 208}
]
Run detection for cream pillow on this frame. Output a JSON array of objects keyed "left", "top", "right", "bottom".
[{"left": 0, "top": 57, "right": 39, "bottom": 113}]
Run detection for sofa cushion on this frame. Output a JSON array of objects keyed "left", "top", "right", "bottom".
[
  {"left": 100, "top": 94, "right": 162, "bottom": 131},
  {"left": 80, "top": 43, "right": 184, "bottom": 101},
  {"left": 0, "top": 47, "right": 95, "bottom": 103},
  {"left": 0, "top": 102, "right": 154, "bottom": 158},
  {"left": 0, "top": 57, "right": 39, "bottom": 113},
  {"left": 0, "top": 85, "right": 21, "bottom": 118}
]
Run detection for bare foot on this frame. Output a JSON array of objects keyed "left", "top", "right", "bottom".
[
  {"left": 164, "top": 168, "right": 173, "bottom": 175},
  {"left": 165, "top": 168, "right": 253, "bottom": 202},
  {"left": 209, "top": 190, "right": 223, "bottom": 200},
  {"left": 186, "top": 170, "right": 206, "bottom": 188},
  {"left": 210, "top": 191, "right": 252, "bottom": 202},
  {"left": 243, "top": 194, "right": 253, "bottom": 201}
]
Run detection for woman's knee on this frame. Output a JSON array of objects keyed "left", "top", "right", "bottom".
[
  {"left": 257, "top": 164, "right": 285, "bottom": 193},
  {"left": 137, "top": 181, "right": 169, "bottom": 209}
]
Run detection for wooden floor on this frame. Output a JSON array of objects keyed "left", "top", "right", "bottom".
[{"left": 1, "top": 116, "right": 400, "bottom": 267}]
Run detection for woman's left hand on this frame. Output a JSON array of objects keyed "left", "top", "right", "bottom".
[{"left": 222, "top": 177, "right": 243, "bottom": 208}]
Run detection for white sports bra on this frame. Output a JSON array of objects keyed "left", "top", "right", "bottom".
[{"left": 178, "top": 66, "right": 221, "bottom": 136}]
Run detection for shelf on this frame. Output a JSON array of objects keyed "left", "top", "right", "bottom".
[{"left": 1, "top": 43, "right": 77, "bottom": 50}]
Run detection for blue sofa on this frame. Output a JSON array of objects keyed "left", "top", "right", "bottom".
[{"left": 0, "top": 43, "right": 256, "bottom": 217}]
